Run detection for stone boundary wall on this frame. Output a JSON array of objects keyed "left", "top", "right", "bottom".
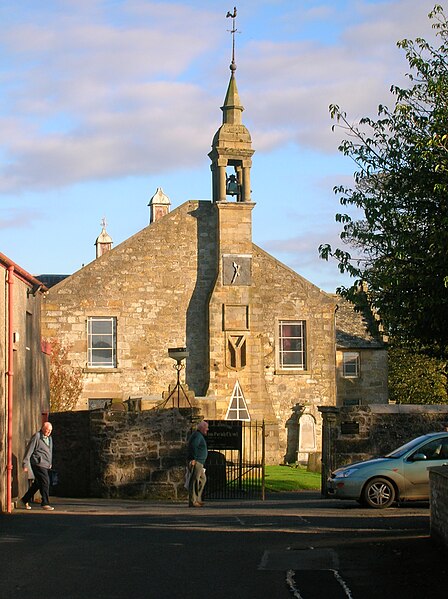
[
  {"left": 319, "top": 404, "right": 448, "bottom": 496},
  {"left": 51, "top": 408, "right": 197, "bottom": 500},
  {"left": 50, "top": 411, "right": 90, "bottom": 497},
  {"left": 429, "top": 466, "right": 448, "bottom": 549}
]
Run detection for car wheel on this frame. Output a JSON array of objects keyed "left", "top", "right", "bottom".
[{"left": 362, "top": 477, "right": 395, "bottom": 509}]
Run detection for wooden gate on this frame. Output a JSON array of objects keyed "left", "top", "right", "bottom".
[{"left": 204, "top": 420, "right": 265, "bottom": 500}]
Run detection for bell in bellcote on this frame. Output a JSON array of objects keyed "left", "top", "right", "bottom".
[{"left": 226, "top": 173, "right": 240, "bottom": 198}]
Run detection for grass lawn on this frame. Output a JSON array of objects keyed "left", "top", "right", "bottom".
[{"left": 264, "top": 465, "right": 321, "bottom": 493}]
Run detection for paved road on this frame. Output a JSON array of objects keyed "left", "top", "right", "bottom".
[{"left": 1, "top": 493, "right": 446, "bottom": 599}]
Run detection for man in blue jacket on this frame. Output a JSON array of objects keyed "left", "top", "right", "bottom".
[
  {"left": 20, "top": 422, "right": 55, "bottom": 511},
  {"left": 187, "top": 420, "right": 209, "bottom": 507}
]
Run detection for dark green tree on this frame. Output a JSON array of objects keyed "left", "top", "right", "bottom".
[
  {"left": 320, "top": 5, "right": 448, "bottom": 360},
  {"left": 388, "top": 346, "right": 447, "bottom": 404}
]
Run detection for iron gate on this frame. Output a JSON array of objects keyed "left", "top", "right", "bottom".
[{"left": 204, "top": 420, "right": 265, "bottom": 500}]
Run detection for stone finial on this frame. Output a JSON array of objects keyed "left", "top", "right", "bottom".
[
  {"left": 95, "top": 217, "right": 113, "bottom": 258},
  {"left": 148, "top": 187, "right": 171, "bottom": 223}
]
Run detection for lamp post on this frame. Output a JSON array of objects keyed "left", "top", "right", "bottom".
[{"left": 161, "top": 347, "right": 191, "bottom": 409}]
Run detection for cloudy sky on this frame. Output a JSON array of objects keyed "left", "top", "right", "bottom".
[{"left": 0, "top": 0, "right": 439, "bottom": 291}]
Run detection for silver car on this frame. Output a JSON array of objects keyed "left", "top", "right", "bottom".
[{"left": 327, "top": 432, "right": 448, "bottom": 508}]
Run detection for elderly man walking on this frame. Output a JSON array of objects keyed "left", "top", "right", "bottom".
[
  {"left": 187, "top": 420, "right": 209, "bottom": 507},
  {"left": 20, "top": 422, "right": 55, "bottom": 511}
]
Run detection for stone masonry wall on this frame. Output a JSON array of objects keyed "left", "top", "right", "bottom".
[
  {"left": 319, "top": 404, "right": 448, "bottom": 495},
  {"left": 41, "top": 197, "right": 387, "bottom": 469},
  {"left": 429, "top": 466, "right": 448, "bottom": 549},
  {"left": 51, "top": 408, "right": 196, "bottom": 500},
  {"left": 336, "top": 348, "right": 388, "bottom": 406},
  {"left": 42, "top": 201, "right": 218, "bottom": 407},
  {"left": 50, "top": 410, "right": 91, "bottom": 497},
  {"left": 253, "top": 246, "right": 337, "bottom": 459},
  {"left": 42, "top": 199, "right": 340, "bottom": 465}
]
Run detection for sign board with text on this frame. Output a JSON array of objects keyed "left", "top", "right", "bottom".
[{"left": 206, "top": 420, "right": 243, "bottom": 450}]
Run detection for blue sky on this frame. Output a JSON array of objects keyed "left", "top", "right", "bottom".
[{"left": 0, "top": 0, "right": 439, "bottom": 291}]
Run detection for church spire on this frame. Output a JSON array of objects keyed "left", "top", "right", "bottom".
[{"left": 222, "top": 70, "right": 243, "bottom": 126}]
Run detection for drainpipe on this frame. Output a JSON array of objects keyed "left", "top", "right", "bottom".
[{"left": 6, "top": 265, "right": 14, "bottom": 513}]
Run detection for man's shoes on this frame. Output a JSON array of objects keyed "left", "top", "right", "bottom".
[
  {"left": 19, "top": 499, "right": 31, "bottom": 510},
  {"left": 42, "top": 505, "right": 54, "bottom": 511},
  {"left": 190, "top": 502, "right": 203, "bottom": 508}
]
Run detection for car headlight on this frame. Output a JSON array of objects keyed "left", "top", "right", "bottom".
[{"left": 334, "top": 468, "right": 359, "bottom": 479}]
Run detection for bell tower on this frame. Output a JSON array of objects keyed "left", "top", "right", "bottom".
[
  {"left": 207, "top": 8, "right": 266, "bottom": 422},
  {"left": 208, "top": 9, "right": 254, "bottom": 204}
]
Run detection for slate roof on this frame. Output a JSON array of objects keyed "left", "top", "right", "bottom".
[
  {"left": 335, "top": 296, "right": 385, "bottom": 349},
  {"left": 36, "top": 274, "right": 69, "bottom": 289}
]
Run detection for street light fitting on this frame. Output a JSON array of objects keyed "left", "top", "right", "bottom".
[{"left": 168, "top": 347, "right": 189, "bottom": 363}]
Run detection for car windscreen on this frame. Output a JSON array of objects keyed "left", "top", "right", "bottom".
[{"left": 385, "top": 435, "right": 430, "bottom": 458}]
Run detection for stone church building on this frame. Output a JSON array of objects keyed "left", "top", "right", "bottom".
[{"left": 41, "top": 60, "right": 387, "bottom": 464}]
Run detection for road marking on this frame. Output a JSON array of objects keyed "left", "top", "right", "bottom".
[
  {"left": 286, "top": 568, "right": 354, "bottom": 599},
  {"left": 258, "top": 548, "right": 338, "bottom": 570},
  {"left": 286, "top": 570, "right": 304, "bottom": 599},
  {"left": 331, "top": 569, "right": 354, "bottom": 598}
]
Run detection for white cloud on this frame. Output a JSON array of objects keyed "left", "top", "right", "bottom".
[
  {"left": 0, "top": 208, "right": 42, "bottom": 230},
  {"left": 238, "top": 0, "right": 438, "bottom": 153},
  {"left": 0, "top": 0, "right": 441, "bottom": 194},
  {"left": 261, "top": 223, "right": 358, "bottom": 292},
  {"left": 0, "top": 81, "right": 217, "bottom": 191}
]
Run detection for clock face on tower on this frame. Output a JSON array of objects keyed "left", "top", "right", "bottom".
[{"left": 222, "top": 254, "right": 252, "bottom": 286}]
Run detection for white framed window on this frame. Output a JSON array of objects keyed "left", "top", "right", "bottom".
[
  {"left": 342, "top": 352, "right": 360, "bottom": 378},
  {"left": 225, "top": 381, "right": 250, "bottom": 421},
  {"left": 87, "top": 317, "right": 117, "bottom": 368},
  {"left": 278, "top": 320, "right": 307, "bottom": 370}
]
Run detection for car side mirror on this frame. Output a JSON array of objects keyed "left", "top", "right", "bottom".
[{"left": 411, "top": 453, "right": 427, "bottom": 461}]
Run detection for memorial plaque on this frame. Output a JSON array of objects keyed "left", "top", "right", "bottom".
[{"left": 341, "top": 421, "right": 360, "bottom": 435}]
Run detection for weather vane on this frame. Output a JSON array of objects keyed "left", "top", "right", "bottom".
[
  {"left": 101, "top": 216, "right": 107, "bottom": 230},
  {"left": 226, "top": 7, "right": 239, "bottom": 70}
]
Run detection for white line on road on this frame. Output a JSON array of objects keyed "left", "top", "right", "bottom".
[
  {"left": 286, "top": 570, "right": 304, "bottom": 599},
  {"left": 285, "top": 568, "right": 354, "bottom": 599},
  {"left": 331, "top": 569, "right": 354, "bottom": 598}
]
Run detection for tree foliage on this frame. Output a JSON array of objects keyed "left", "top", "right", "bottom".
[
  {"left": 48, "top": 337, "right": 83, "bottom": 412},
  {"left": 388, "top": 346, "right": 448, "bottom": 404},
  {"left": 320, "top": 5, "right": 448, "bottom": 359}
]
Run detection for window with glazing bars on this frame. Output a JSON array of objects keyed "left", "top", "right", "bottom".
[
  {"left": 342, "top": 352, "right": 360, "bottom": 378},
  {"left": 278, "top": 320, "right": 306, "bottom": 370},
  {"left": 87, "top": 317, "right": 117, "bottom": 368}
]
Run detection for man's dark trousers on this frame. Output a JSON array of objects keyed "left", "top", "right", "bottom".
[{"left": 22, "top": 465, "right": 51, "bottom": 506}]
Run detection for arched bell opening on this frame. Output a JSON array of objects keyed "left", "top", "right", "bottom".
[{"left": 225, "top": 163, "right": 243, "bottom": 201}]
